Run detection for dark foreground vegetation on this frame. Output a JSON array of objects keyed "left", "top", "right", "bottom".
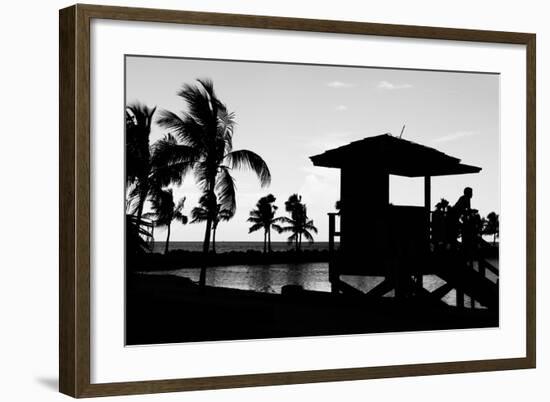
[{"left": 126, "top": 273, "right": 499, "bottom": 345}]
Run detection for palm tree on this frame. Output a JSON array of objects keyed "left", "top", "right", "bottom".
[
  {"left": 483, "top": 212, "right": 500, "bottom": 245},
  {"left": 431, "top": 198, "right": 450, "bottom": 248},
  {"left": 157, "top": 79, "right": 271, "bottom": 285},
  {"left": 335, "top": 200, "right": 342, "bottom": 213},
  {"left": 211, "top": 208, "right": 233, "bottom": 254},
  {"left": 247, "top": 194, "right": 283, "bottom": 253},
  {"left": 191, "top": 194, "right": 234, "bottom": 253},
  {"left": 149, "top": 133, "right": 197, "bottom": 190},
  {"left": 435, "top": 198, "right": 450, "bottom": 212},
  {"left": 284, "top": 194, "right": 303, "bottom": 251},
  {"left": 280, "top": 194, "right": 318, "bottom": 251},
  {"left": 126, "top": 214, "right": 152, "bottom": 267},
  {"left": 125, "top": 103, "right": 156, "bottom": 220},
  {"left": 143, "top": 189, "right": 188, "bottom": 254},
  {"left": 285, "top": 194, "right": 303, "bottom": 216}
]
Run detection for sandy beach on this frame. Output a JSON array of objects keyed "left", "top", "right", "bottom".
[{"left": 126, "top": 273, "right": 498, "bottom": 345}]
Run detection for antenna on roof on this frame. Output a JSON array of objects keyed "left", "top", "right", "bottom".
[{"left": 399, "top": 124, "right": 406, "bottom": 139}]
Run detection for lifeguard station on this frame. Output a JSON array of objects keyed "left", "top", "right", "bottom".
[{"left": 310, "top": 134, "right": 498, "bottom": 309}]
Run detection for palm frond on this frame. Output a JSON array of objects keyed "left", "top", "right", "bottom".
[
  {"left": 247, "top": 215, "right": 262, "bottom": 223},
  {"left": 155, "top": 109, "right": 184, "bottom": 129},
  {"left": 216, "top": 167, "right": 237, "bottom": 214},
  {"left": 126, "top": 103, "right": 155, "bottom": 185},
  {"left": 224, "top": 149, "right": 271, "bottom": 187},
  {"left": 190, "top": 206, "right": 208, "bottom": 223},
  {"left": 174, "top": 211, "right": 188, "bottom": 225},
  {"left": 197, "top": 78, "right": 225, "bottom": 120},
  {"left": 217, "top": 108, "right": 236, "bottom": 154},
  {"left": 156, "top": 109, "right": 206, "bottom": 151},
  {"left": 286, "top": 232, "right": 298, "bottom": 245},
  {"left": 218, "top": 209, "right": 234, "bottom": 221},
  {"left": 126, "top": 214, "right": 151, "bottom": 256},
  {"left": 277, "top": 216, "right": 294, "bottom": 225},
  {"left": 248, "top": 210, "right": 262, "bottom": 219},
  {"left": 150, "top": 134, "right": 197, "bottom": 186},
  {"left": 248, "top": 222, "right": 263, "bottom": 233},
  {"left": 304, "top": 220, "right": 318, "bottom": 233},
  {"left": 177, "top": 80, "right": 219, "bottom": 135},
  {"left": 141, "top": 212, "right": 157, "bottom": 221},
  {"left": 125, "top": 182, "right": 140, "bottom": 214},
  {"left": 285, "top": 194, "right": 302, "bottom": 213},
  {"left": 126, "top": 103, "right": 156, "bottom": 129},
  {"left": 175, "top": 196, "right": 186, "bottom": 213},
  {"left": 147, "top": 188, "right": 175, "bottom": 227},
  {"left": 193, "top": 161, "right": 214, "bottom": 193},
  {"left": 302, "top": 230, "right": 315, "bottom": 244}
]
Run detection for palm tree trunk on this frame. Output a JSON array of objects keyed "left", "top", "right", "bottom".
[
  {"left": 164, "top": 222, "right": 171, "bottom": 255},
  {"left": 136, "top": 178, "right": 148, "bottom": 221},
  {"left": 263, "top": 230, "right": 267, "bottom": 253},
  {"left": 212, "top": 225, "right": 217, "bottom": 254},
  {"left": 199, "top": 185, "right": 216, "bottom": 287},
  {"left": 199, "top": 219, "right": 212, "bottom": 287},
  {"left": 268, "top": 228, "right": 272, "bottom": 253}
]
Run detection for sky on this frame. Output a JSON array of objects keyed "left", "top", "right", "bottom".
[{"left": 125, "top": 55, "right": 500, "bottom": 243}]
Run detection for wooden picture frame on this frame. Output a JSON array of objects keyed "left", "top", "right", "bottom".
[{"left": 59, "top": 3, "right": 536, "bottom": 398}]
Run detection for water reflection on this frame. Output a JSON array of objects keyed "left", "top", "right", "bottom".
[{"left": 148, "top": 262, "right": 500, "bottom": 307}]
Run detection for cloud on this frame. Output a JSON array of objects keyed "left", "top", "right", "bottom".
[
  {"left": 305, "top": 131, "right": 354, "bottom": 152},
  {"left": 335, "top": 105, "right": 348, "bottom": 111},
  {"left": 433, "top": 130, "right": 478, "bottom": 143},
  {"left": 297, "top": 168, "right": 340, "bottom": 234},
  {"left": 327, "top": 80, "right": 354, "bottom": 88},
  {"left": 377, "top": 80, "right": 413, "bottom": 90}
]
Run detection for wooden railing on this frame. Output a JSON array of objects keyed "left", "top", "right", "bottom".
[{"left": 328, "top": 212, "right": 340, "bottom": 293}]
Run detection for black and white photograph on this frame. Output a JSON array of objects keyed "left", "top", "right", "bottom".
[
  {"left": 0, "top": 0, "right": 543, "bottom": 400},
  {"left": 125, "top": 55, "right": 500, "bottom": 345}
]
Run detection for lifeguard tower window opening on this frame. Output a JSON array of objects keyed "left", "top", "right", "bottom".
[{"left": 390, "top": 175, "right": 425, "bottom": 207}]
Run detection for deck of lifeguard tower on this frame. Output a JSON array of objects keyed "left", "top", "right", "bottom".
[{"left": 310, "top": 134, "right": 499, "bottom": 313}]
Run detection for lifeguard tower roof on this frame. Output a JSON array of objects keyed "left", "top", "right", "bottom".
[{"left": 310, "top": 134, "right": 481, "bottom": 177}]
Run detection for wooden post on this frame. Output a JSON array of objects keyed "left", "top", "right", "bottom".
[
  {"left": 424, "top": 175, "right": 431, "bottom": 233},
  {"left": 413, "top": 175, "right": 431, "bottom": 292},
  {"left": 456, "top": 288, "right": 465, "bottom": 308},
  {"left": 151, "top": 222, "right": 155, "bottom": 250},
  {"left": 328, "top": 213, "right": 335, "bottom": 255},
  {"left": 328, "top": 213, "right": 338, "bottom": 293}
]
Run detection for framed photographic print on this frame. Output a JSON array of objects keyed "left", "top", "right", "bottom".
[{"left": 59, "top": 4, "right": 536, "bottom": 398}]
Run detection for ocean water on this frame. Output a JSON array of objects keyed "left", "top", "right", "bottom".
[{"left": 152, "top": 241, "right": 333, "bottom": 253}]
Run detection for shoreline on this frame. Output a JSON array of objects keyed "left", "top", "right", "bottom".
[
  {"left": 130, "top": 243, "right": 499, "bottom": 274},
  {"left": 130, "top": 248, "right": 332, "bottom": 271}
]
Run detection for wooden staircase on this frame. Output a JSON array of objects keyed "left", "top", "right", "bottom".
[
  {"left": 327, "top": 211, "right": 499, "bottom": 311},
  {"left": 430, "top": 253, "right": 499, "bottom": 310}
]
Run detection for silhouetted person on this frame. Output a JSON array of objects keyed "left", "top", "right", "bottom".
[
  {"left": 454, "top": 187, "right": 472, "bottom": 217},
  {"left": 447, "top": 187, "right": 473, "bottom": 250}
]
